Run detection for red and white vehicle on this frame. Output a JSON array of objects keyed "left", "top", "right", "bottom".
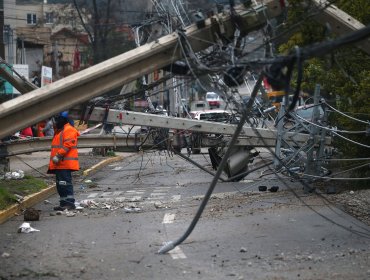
[{"left": 206, "top": 92, "right": 221, "bottom": 108}]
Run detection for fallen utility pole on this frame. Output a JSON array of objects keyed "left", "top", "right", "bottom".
[
  {"left": 0, "top": 135, "right": 144, "bottom": 157},
  {"left": 71, "top": 106, "right": 331, "bottom": 146},
  {"left": 0, "top": 1, "right": 283, "bottom": 140},
  {"left": 0, "top": 64, "right": 38, "bottom": 94},
  {"left": 312, "top": 0, "right": 370, "bottom": 55}
]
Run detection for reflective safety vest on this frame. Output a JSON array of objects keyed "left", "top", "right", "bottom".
[
  {"left": 37, "top": 121, "right": 46, "bottom": 137},
  {"left": 49, "top": 123, "right": 80, "bottom": 171}
]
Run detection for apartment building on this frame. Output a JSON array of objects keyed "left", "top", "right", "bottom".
[{"left": 1, "top": 0, "right": 89, "bottom": 87}]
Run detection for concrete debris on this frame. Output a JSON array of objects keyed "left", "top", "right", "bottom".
[
  {"left": 1, "top": 252, "right": 10, "bottom": 258},
  {"left": 17, "top": 222, "right": 40, "bottom": 233},
  {"left": 275, "top": 253, "right": 285, "bottom": 260},
  {"left": 44, "top": 200, "right": 52, "bottom": 204},
  {"left": 326, "top": 189, "right": 370, "bottom": 226},
  {"left": 81, "top": 179, "right": 99, "bottom": 189},
  {"left": 74, "top": 204, "right": 84, "bottom": 210},
  {"left": 14, "top": 194, "right": 24, "bottom": 203},
  {"left": 102, "top": 204, "right": 112, "bottom": 210},
  {"left": 78, "top": 199, "right": 143, "bottom": 211},
  {"left": 240, "top": 247, "right": 247, "bottom": 253},
  {"left": 24, "top": 208, "right": 40, "bottom": 221},
  {"left": 79, "top": 199, "right": 97, "bottom": 208},
  {"left": 66, "top": 212, "right": 76, "bottom": 217},
  {"left": 3, "top": 170, "right": 25, "bottom": 180},
  {"left": 154, "top": 202, "right": 166, "bottom": 209}
]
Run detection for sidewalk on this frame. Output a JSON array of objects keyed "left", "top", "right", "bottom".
[
  {"left": 9, "top": 148, "right": 93, "bottom": 173},
  {"left": 1, "top": 149, "right": 137, "bottom": 224}
]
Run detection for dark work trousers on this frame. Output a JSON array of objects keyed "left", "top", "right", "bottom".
[{"left": 54, "top": 170, "right": 75, "bottom": 207}]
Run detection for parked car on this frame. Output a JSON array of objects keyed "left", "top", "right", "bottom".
[
  {"left": 206, "top": 92, "right": 221, "bottom": 108},
  {"left": 189, "top": 109, "right": 231, "bottom": 122}
]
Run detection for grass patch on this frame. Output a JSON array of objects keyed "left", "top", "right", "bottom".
[
  {"left": 0, "top": 175, "right": 48, "bottom": 210},
  {"left": 106, "top": 150, "right": 116, "bottom": 157}
]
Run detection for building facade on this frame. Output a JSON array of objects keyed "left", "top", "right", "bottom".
[{"left": 1, "top": 0, "right": 90, "bottom": 96}]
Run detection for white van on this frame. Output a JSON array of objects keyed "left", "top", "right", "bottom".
[{"left": 190, "top": 109, "right": 231, "bottom": 122}]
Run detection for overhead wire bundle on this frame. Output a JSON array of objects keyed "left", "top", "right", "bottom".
[{"left": 155, "top": 1, "right": 370, "bottom": 253}]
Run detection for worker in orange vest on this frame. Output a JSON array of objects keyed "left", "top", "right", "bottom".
[
  {"left": 19, "top": 126, "right": 33, "bottom": 138},
  {"left": 47, "top": 111, "right": 80, "bottom": 211},
  {"left": 37, "top": 120, "right": 46, "bottom": 137}
]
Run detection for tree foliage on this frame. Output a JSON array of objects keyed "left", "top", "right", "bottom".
[
  {"left": 72, "top": 0, "right": 136, "bottom": 64},
  {"left": 278, "top": 0, "right": 370, "bottom": 184}
]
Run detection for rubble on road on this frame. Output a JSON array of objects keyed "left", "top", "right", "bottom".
[
  {"left": 23, "top": 208, "right": 40, "bottom": 221},
  {"left": 326, "top": 189, "right": 370, "bottom": 226}
]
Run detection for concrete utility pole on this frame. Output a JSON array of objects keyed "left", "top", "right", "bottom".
[
  {"left": 53, "top": 42, "right": 59, "bottom": 79},
  {"left": 21, "top": 38, "right": 26, "bottom": 64},
  {"left": 0, "top": 1, "right": 283, "bottom": 139},
  {"left": 0, "top": 62, "right": 38, "bottom": 94},
  {"left": 312, "top": 0, "right": 370, "bottom": 55},
  {"left": 0, "top": 4, "right": 4, "bottom": 59}
]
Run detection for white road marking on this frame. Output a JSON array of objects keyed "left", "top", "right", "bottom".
[
  {"left": 147, "top": 196, "right": 165, "bottom": 200},
  {"left": 162, "top": 213, "right": 175, "bottom": 224},
  {"left": 126, "top": 190, "right": 145, "bottom": 194},
  {"left": 169, "top": 246, "right": 186, "bottom": 259},
  {"left": 87, "top": 193, "right": 98, "bottom": 198},
  {"left": 150, "top": 193, "right": 166, "bottom": 196},
  {"left": 112, "top": 191, "right": 123, "bottom": 196},
  {"left": 240, "top": 179, "right": 254, "bottom": 183},
  {"left": 154, "top": 187, "right": 170, "bottom": 190},
  {"left": 112, "top": 167, "right": 123, "bottom": 171},
  {"left": 100, "top": 192, "right": 112, "bottom": 197},
  {"left": 127, "top": 196, "right": 141, "bottom": 202}
]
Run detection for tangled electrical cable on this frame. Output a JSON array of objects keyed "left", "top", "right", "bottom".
[{"left": 155, "top": 16, "right": 370, "bottom": 253}]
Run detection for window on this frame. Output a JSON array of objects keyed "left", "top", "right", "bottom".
[
  {"left": 45, "top": 12, "right": 54, "bottom": 24},
  {"left": 199, "top": 112, "right": 230, "bottom": 122},
  {"left": 27, "top": 13, "right": 37, "bottom": 25}
]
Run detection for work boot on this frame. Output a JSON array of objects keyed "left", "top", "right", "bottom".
[{"left": 53, "top": 205, "right": 76, "bottom": 211}]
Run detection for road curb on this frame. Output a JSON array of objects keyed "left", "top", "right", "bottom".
[
  {"left": 0, "top": 185, "right": 56, "bottom": 224},
  {"left": 0, "top": 155, "right": 128, "bottom": 225},
  {"left": 82, "top": 155, "right": 125, "bottom": 176}
]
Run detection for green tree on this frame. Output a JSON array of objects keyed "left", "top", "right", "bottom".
[
  {"left": 278, "top": 0, "right": 370, "bottom": 184},
  {"left": 73, "top": 0, "right": 136, "bottom": 64}
]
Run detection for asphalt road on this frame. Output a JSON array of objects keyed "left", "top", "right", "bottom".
[{"left": 1, "top": 151, "right": 370, "bottom": 280}]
